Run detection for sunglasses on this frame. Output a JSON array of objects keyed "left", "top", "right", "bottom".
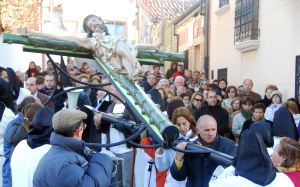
[{"left": 194, "top": 98, "right": 203, "bottom": 102}]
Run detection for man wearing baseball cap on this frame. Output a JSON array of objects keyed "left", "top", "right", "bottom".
[{"left": 33, "top": 109, "right": 113, "bottom": 187}]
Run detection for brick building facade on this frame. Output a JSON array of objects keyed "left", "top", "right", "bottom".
[{"left": 173, "top": 2, "right": 205, "bottom": 72}]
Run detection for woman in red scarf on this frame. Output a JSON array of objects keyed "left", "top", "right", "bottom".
[{"left": 26, "top": 61, "right": 38, "bottom": 78}]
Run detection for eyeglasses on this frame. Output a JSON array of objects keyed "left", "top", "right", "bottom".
[{"left": 194, "top": 98, "right": 203, "bottom": 102}]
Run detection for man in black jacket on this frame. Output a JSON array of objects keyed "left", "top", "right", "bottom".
[
  {"left": 195, "top": 90, "right": 229, "bottom": 136},
  {"left": 170, "top": 115, "right": 235, "bottom": 187},
  {"left": 140, "top": 73, "right": 157, "bottom": 93}
]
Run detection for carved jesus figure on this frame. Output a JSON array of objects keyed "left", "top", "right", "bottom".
[{"left": 18, "top": 14, "right": 144, "bottom": 80}]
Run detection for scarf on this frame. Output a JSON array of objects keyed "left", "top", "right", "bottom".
[
  {"left": 179, "top": 129, "right": 194, "bottom": 140},
  {"left": 29, "top": 67, "right": 36, "bottom": 74},
  {"left": 276, "top": 166, "right": 300, "bottom": 172},
  {"left": 241, "top": 108, "right": 252, "bottom": 120}
]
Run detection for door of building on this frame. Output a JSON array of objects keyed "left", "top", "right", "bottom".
[
  {"left": 218, "top": 68, "right": 227, "bottom": 80},
  {"left": 295, "top": 56, "right": 300, "bottom": 99}
]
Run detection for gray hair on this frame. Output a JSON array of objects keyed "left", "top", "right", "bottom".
[
  {"left": 175, "top": 76, "right": 185, "bottom": 83},
  {"left": 196, "top": 115, "right": 217, "bottom": 129},
  {"left": 158, "top": 78, "right": 169, "bottom": 86}
]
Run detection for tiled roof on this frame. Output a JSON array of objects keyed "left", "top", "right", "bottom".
[{"left": 138, "top": 0, "right": 197, "bottom": 23}]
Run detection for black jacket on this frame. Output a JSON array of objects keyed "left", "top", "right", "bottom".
[
  {"left": 148, "top": 88, "right": 166, "bottom": 111},
  {"left": 140, "top": 80, "right": 153, "bottom": 93},
  {"left": 195, "top": 101, "right": 229, "bottom": 136},
  {"left": 170, "top": 136, "right": 235, "bottom": 187}
]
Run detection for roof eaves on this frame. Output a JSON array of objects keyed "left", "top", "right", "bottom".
[{"left": 172, "top": 0, "right": 203, "bottom": 25}]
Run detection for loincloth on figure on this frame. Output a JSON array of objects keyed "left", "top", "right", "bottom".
[{"left": 94, "top": 34, "right": 144, "bottom": 79}]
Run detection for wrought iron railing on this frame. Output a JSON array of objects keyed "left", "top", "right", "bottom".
[
  {"left": 234, "top": 28, "right": 259, "bottom": 43},
  {"left": 234, "top": 0, "right": 259, "bottom": 43}
]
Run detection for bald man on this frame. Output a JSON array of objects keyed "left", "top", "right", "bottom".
[
  {"left": 170, "top": 115, "right": 235, "bottom": 187},
  {"left": 26, "top": 77, "right": 55, "bottom": 111}
]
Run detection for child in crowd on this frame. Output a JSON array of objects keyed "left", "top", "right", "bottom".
[{"left": 264, "top": 91, "right": 282, "bottom": 122}]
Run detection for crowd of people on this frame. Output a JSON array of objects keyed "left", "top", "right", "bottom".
[{"left": 0, "top": 59, "right": 300, "bottom": 187}]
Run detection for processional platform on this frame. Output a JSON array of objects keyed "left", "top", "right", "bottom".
[{"left": 3, "top": 33, "right": 186, "bottom": 144}]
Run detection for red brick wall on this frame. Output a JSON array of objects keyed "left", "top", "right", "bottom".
[
  {"left": 178, "top": 28, "right": 188, "bottom": 46},
  {"left": 188, "top": 47, "right": 194, "bottom": 70}
]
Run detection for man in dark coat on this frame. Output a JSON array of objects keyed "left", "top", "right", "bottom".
[
  {"left": 170, "top": 115, "right": 235, "bottom": 187},
  {"left": 26, "top": 77, "right": 55, "bottom": 111},
  {"left": 187, "top": 92, "right": 203, "bottom": 118},
  {"left": 140, "top": 73, "right": 157, "bottom": 93},
  {"left": 195, "top": 90, "right": 229, "bottom": 136},
  {"left": 33, "top": 109, "right": 114, "bottom": 187},
  {"left": 38, "top": 74, "right": 66, "bottom": 112},
  {"left": 238, "top": 79, "right": 261, "bottom": 103}
]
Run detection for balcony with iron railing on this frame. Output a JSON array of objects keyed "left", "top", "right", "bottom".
[
  {"left": 234, "top": 0, "right": 259, "bottom": 52},
  {"left": 234, "top": 24, "right": 259, "bottom": 43},
  {"left": 234, "top": 28, "right": 259, "bottom": 52}
]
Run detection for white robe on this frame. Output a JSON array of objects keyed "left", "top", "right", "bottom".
[
  {"left": 11, "top": 140, "right": 51, "bottom": 187},
  {"left": 209, "top": 166, "right": 295, "bottom": 187}
]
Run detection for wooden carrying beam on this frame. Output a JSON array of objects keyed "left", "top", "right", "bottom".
[{"left": 3, "top": 33, "right": 186, "bottom": 62}]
